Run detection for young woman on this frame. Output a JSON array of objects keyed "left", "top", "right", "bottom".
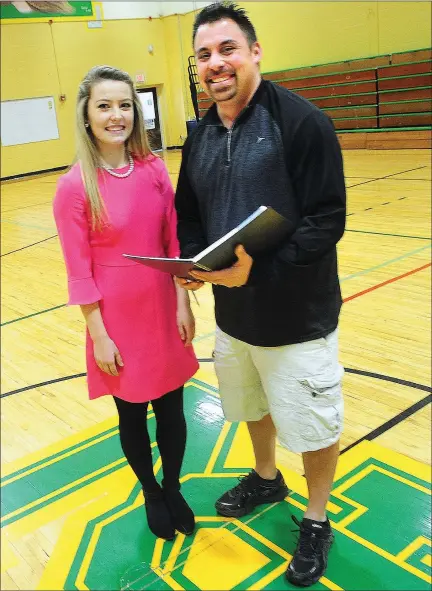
[{"left": 53, "top": 65, "right": 199, "bottom": 541}]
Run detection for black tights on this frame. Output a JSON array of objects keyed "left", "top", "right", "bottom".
[{"left": 113, "top": 387, "right": 186, "bottom": 493}]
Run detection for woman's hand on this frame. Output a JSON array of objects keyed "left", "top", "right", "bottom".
[
  {"left": 93, "top": 335, "right": 124, "bottom": 376},
  {"left": 177, "top": 302, "right": 196, "bottom": 347}
]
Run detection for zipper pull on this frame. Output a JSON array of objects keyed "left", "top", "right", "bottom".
[{"left": 226, "top": 128, "right": 233, "bottom": 164}]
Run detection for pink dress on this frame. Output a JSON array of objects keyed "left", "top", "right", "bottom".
[{"left": 53, "top": 155, "right": 199, "bottom": 403}]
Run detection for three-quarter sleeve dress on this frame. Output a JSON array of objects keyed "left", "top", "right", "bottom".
[{"left": 53, "top": 154, "right": 199, "bottom": 403}]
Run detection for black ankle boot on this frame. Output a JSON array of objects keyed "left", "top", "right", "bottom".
[
  {"left": 143, "top": 489, "right": 175, "bottom": 540},
  {"left": 163, "top": 488, "right": 195, "bottom": 535}
]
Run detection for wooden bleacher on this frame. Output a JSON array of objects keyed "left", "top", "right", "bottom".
[{"left": 196, "top": 48, "right": 432, "bottom": 149}]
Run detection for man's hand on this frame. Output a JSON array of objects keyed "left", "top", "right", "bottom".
[
  {"left": 175, "top": 277, "right": 205, "bottom": 291},
  {"left": 190, "top": 245, "right": 253, "bottom": 288}
]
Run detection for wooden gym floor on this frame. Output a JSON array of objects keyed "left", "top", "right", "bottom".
[{"left": 1, "top": 149, "right": 431, "bottom": 590}]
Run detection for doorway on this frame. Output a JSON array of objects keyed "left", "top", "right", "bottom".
[{"left": 136, "top": 87, "right": 162, "bottom": 151}]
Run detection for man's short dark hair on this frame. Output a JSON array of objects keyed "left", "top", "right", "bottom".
[{"left": 192, "top": 2, "right": 257, "bottom": 47}]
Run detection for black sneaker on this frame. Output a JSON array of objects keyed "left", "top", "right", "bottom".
[
  {"left": 215, "top": 469, "right": 290, "bottom": 518},
  {"left": 286, "top": 516, "right": 334, "bottom": 587}
]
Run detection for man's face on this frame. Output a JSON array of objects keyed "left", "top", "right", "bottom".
[{"left": 194, "top": 18, "right": 261, "bottom": 104}]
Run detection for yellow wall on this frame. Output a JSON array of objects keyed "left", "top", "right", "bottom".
[
  {"left": 377, "top": 2, "right": 432, "bottom": 55},
  {"left": 178, "top": 2, "right": 431, "bottom": 99},
  {"left": 238, "top": 1, "right": 431, "bottom": 73},
  {"left": 179, "top": 10, "right": 199, "bottom": 121},
  {"left": 162, "top": 14, "right": 189, "bottom": 146},
  {"left": 1, "top": 17, "right": 180, "bottom": 178},
  {"left": 1, "top": 23, "right": 64, "bottom": 177},
  {"left": 1, "top": 2, "right": 431, "bottom": 178}
]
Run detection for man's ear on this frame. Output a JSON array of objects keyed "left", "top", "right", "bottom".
[{"left": 251, "top": 41, "right": 262, "bottom": 64}]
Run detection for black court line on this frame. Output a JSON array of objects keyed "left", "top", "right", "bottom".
[
  {"left": 1, "top": 359, "right": 215, "bottom": 397},
  {"left": 6, "top": 227, "right": 428, "bottom": 325},
  {"left": 346, "top": 166, "right": 426, "bottom": 189},
  {"left": 1, "top": 165, "right": 68, "bottom": 182},
  {"left": 2, "top": 364, "right": 431, "bottom": 466},
  {"left": 340, "top": 393, "right": 431, "bottom": 455},
  {"left": 3, "top": 365, "right": 430, "bottom": 466},
  {"left": 1, "top": 200, "right": 53, "bottom": 214},
  {"left": 344, "top": 367, "right": 431, "bottom": 393},
  {"left": 1, "top": 304, "right": 67, "bottom": 327},
  {"left": 346, "top": 194, "right": 414, "bottom": 217},
  {"left": 340, "top": 367, "right": 431, "bottom": 453},
  {"left": 1, "top": 373, "right": 87, "bottom": 398},
  {"left": 12, "top": 220, "right": 425, "bottom": 327},
  {"left": 3, "top": 364, "right": 430, "bottom": 398},
  {"left": 346, "top": 176, "right": 431, "bottom": 182},
  {"left": 1, "top": 234, "right": 58, "bottom": 257},
  {"left": 345, "top": 229, "right": 431, "bottom": 240},
  {"left": 376, "top": 178, "right": 431, "bottom": 182}
]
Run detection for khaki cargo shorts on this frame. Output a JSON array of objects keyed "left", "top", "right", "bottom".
[{"left": 214, "top": 327, "right": 344, "bottom": 453}]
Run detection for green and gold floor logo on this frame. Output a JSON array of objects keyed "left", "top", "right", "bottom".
[{"left": 1, "top": 380, "right": 431, "bottom": 590}]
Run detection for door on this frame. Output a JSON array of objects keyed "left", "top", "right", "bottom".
[{"left": 136, "top": 87, "right": 162, "bottom": 151}]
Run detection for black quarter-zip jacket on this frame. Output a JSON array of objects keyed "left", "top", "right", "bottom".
[{"left": 175, "top": 79, "right": 346, "bottom": 347}]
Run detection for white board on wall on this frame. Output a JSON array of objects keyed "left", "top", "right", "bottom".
[{"left": 1, "top": 96, "right": 60, "bottom": 147}]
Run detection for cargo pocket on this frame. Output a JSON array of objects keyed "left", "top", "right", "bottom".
[
  {"left": 298, "top": 373, "right": 341, "bottom": 398},
  {"left": 295, "top": 371, "right": 344, "bottom": 443}
]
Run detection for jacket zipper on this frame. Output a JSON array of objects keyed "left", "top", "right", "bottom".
[
  {"left": 226, "top": 128, "right": 233, "bottom": 164},
  {"left": 225, "top": 105, "right": 249, "bottom": 165}
]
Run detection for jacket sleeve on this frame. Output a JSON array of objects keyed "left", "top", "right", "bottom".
[
  {"left": 53, "top": 177, "right": 102, "bottom": 305},
  {"left": 175, "top": 137, "right": 209, "bottom": 259},
  {"left": 248, "top": 110, "right": 346, "bottom": 284}
]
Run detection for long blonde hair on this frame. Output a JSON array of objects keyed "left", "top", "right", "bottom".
[{"left": 76, "top": 65, "right": 152, "bottom": 229}]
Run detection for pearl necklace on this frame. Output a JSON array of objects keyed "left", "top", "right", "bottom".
[{"left": 101, "top": 153, "right": 134, "bottom": 178}]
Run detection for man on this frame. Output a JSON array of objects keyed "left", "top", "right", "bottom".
[{"left": 175, "top": 2, "right": 346, "bottom": 586}]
